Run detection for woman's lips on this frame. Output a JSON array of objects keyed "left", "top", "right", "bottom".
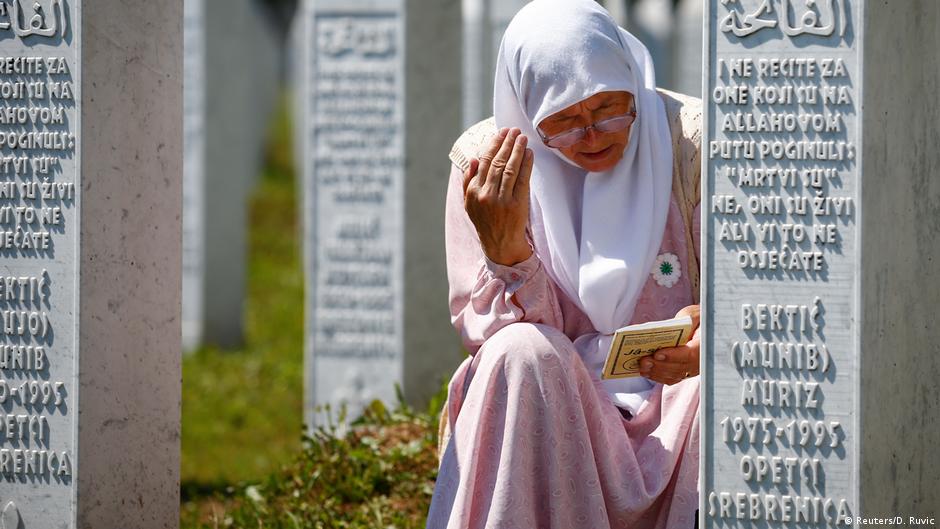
[{"left": 578, "top": 144, "right": 614, "bottom": 161}]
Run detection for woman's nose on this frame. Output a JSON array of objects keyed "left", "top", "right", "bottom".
[{"left": 581, "top": 126, "right": 601, "bottom": 145}]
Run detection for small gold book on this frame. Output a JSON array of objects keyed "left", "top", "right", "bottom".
[{"left": 601, "top": 315, "right": 693, "bottom": 379}]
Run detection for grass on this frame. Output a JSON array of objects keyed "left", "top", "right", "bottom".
[
  {"left": 182, "top": 398, "right": 443, "bottom": 529},
  {"left": 180, "top": 324, "right": 303, "bottom": 487},
  {"left": 181, "top": 95, "right": 304, "bottom": 489},
  {"left": 180, "top": 96, "right": 447, "bottom": 528}
]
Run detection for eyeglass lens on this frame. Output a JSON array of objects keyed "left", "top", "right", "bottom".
[{"left": 547, "top": 113, "right": 636, "bottom": 148}]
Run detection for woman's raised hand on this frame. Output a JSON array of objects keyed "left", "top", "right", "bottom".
[{"left": 463, "top": 127, "right": 534, "bottom": 266}]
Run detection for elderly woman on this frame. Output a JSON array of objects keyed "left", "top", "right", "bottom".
[{"left": 427, "top": 1, "right": 702, "bottom": 528}]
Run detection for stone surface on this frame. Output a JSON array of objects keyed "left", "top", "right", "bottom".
[
  {"left": 629, "top": 0, "right": 673, "bottom": 88},
  {"left": 300, "top": 0, "right": 461, "bottom": 428},
  {"left": 601, "top": 0, "right": 629, "bottom": 27},
  {"left": 0, "top": 0, "right": 181, "bottom": 527},
  {"left": 183, "top": 0, "right": 206, "bottom": 352},
  {"left": 402, "top": 0, "right": 464, "bottom": 409},
  {"left": 672, "top": 0, "right": 702, "bottom": 97},
  {"left": 702, "top": 0, "right": 940, "bottom": 526},
  {"left": 856, "top": 1, "right": 940, "bottom": 518},
  {"left": 461, "top": 0, "right": 529, "bottom": 128},
  {"left": 182, "top": 0, "right": 281, "bottom": 350}
]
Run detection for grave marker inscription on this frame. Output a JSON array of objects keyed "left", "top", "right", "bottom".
[
  {"left": 703, "top": 0, "right": 940, "bottom": 526},
  {"left": 301, "top": 0, "right": 461, "bottom": 427},
  {"left": 305, "top": 4, "right": 406, "bottom": 422},
  {"left": 0, "top": 2, "right": 79, "bottom": 525},
  {"left": 0, "top": 1, "right": 180, "bottom": 527}
]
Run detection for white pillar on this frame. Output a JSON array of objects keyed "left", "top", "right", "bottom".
[
  {"left": 182, "top": 0, "right": 281, "bottom": 350},
  {"left": 602, "top": 0, "right": 629, "bottom": 27},
  {"left": 672, "top": 0, "right": 703, "bottom": 96},
  {"left": 461, "top": 0, "right": 530, "bottom": 127},
  {"left": 183, "top": 0, "right": 206, "bottom": 351},
  {"left": 631, "top": 0, "right": 674, "bottom": 88},
  {"left": 301, "top": 0, "right": 462, "bottom": 428},
  {"left": 0, "top": 1, "right": 182, "bottom": 526},
  {"left": 702, "top": 1, "right": 940, "bottom": 524}
]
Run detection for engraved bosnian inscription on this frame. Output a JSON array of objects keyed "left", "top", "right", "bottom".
[
  {"left": 705, "top": 0, "right": 858, "bottom": 526},
  {"left": 0, "top": 0, "right": 78, "bottom": 526},
  {"left": 311, "top": 13, "right": 402, "bottom": 361}
]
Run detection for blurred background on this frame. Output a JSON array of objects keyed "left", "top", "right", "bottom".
[{"left": 179, "top": 0, "right": 703, "bottom": 526}]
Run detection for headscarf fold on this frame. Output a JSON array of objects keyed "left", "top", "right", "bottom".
[{"left": 494, "top": 0, "right": 674, "bottom": 412}]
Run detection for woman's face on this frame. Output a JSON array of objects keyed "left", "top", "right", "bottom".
[{"left": 537, "top": 90, "right": 635, "bottom": 172}]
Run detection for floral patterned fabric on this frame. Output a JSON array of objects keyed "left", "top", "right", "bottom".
[{"left": 426, "top": 163, "right": 703, "bottom": 529}]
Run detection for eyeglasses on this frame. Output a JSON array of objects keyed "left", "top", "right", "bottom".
[{"left": 538, "top": 110, "right": 637, "bottom": 149}]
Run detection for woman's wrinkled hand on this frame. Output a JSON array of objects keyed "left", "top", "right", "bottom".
[
  {"left": 639, "top": 305, "right": 701, "bottom": 385},
  {"left": 464, "top": 127, "right": 534, "bottom": 266}
]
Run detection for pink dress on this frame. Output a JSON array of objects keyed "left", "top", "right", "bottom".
[{"left": 425, "top": 160, "right": 703, "bottom": 529}]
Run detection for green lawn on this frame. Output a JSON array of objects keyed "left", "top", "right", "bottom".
[
  {"left": 181, "top": 96, "right": 304, "bottom": 490},
  {"left": 182, "top": 401, "right": 442, "bottom": 528}
]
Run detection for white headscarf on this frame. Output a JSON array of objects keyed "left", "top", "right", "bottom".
[
  {"left": 494, "top": 0, "right": 673, "bottom": 411},
  {"left": 495, "top": 0, "right": 672, "bottom": 334}
]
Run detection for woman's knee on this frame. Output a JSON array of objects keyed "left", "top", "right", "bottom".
[{"left": 479, "top": 323, "right": 576, "bottom": 374}]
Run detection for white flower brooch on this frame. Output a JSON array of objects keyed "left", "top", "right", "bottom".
[{"left": 651, "top": 253, "right": 681, "bottom": 288}]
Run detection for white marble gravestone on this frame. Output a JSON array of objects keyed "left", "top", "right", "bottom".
[
  {"left": 0, "top": 1, "right": 180, "bottom": 527},
  {"left": 702, "top": 0, "right": 940, "bottom": 526},
  {"left": 630, "top": 0, "right": 673, "bottom": 87},
  {"left": 300, "top": 0, "right": 461, "bottom": 428},
  {"left": 183, "top": 0, "right": 206, "bottom": 352},
  {"left": 288, "top": 6, "right": 306, "bottom": 222},
  {"left": 182, "top": 0, "right": 280, "bottom": 351},
  {"left": 600, "top": 0, "right": 629, "bottom": 27},
  {"left": 672, "top": 0, "right": 702, "bottom": 97},
  {"left": 461, "top": 0, "right": 529, "bottom": 128}
]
